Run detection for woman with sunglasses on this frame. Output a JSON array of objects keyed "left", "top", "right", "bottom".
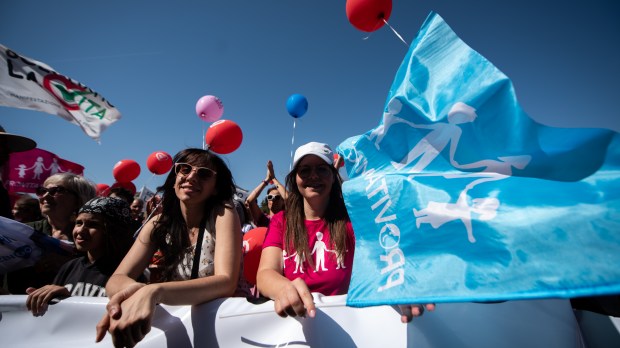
[
  {"left": 96, "top": 148, "right": 248, "bottom": 347},
  {"left": 26, "top": 197, "right": 135, "bottom": 316},
  {"left": 6, "top": 173, "right": 96, "bottom": 294},
  {"left": 256, "top": 142, "right": 434, "bottom": 323},
  {"left": 246, "top": 160, "right": 287, "bottom": 227}
]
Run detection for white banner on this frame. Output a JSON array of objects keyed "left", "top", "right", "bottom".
[
  {"left": 0, "top": 294, "right": 588, "bottom": 347},
  {"left": 137, "top": 186, "right": 156, "bottom": 205},
  {"left": 234, "top": 185, "right": 250, "bottom": 203},
  {"left": 0, "top": 43, "right": 121, "bottom": 141}
]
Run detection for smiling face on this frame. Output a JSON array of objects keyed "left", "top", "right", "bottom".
[
  {"left": 267, "top": 188, "right": 284, "bottom": 213},
  {"left": 37, "top": 178, "right": 80, "bottom": 221},
  {"left": 174, "top": 161, "right": 218, "bottom": 206},
  {"left": 73, "top": 212, "right": 105, "bottom": 261},
  {"left": 130, "top": 199, "right": 143, "bottom": 219},
  {"left": 295, "top": 155, "right": 335, "bottom": 204}
]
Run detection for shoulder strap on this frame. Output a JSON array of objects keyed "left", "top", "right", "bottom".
[{"left": 190, "top": 217, "right": 208, "bottom": 279}]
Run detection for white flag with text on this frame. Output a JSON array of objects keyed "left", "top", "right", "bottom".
[{"left": 0, "top": 43, "right": 121, "bottom": 141}]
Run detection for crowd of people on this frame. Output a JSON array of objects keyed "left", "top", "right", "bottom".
[
  {"left": 1, "top": 123, "right": 430, "bottom": 347},
  {"left": 1, "top": 124, "right": 618, "bottom": 347}
]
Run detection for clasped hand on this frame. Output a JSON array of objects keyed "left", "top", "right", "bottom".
[{"left": 95, "top": 283, "right": 157, "bottom": 348}]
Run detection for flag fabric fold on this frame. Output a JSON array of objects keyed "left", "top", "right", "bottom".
[
  {"left": 0, "top": 43, "right": 121, "bottom": 141},
  {"left": 0, "top": 217, "right": 74, "bottom": 273},
  {"left": 338, "top": 12, "right": 620, "bottom": 307}
]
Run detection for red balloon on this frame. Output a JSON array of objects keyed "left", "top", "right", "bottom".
[
  {"left": 111, "top": 181, "right": 136, "bottom": 195},
  {"left": 242, "top": 227, "right": 267, "bottom": 285},
  {"left": 333, "top": 153, "right": 344, "bottom": 168},
  {"left": 345, "top": 0, "right": 392, "bottom": 32},
  {"left": 113, "top": 159, "right": 141, "bottom": 183},
  {"left": 96, "top": 183, "right": 110, "bottom": 196},
  {"left": 146, "top": 151, "right": 173, "bottom": 175},
  {"left": 205, "top": 119, "right": 243, "bottom": 154}
]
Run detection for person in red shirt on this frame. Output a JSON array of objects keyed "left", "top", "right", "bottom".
[{"left": 257, "top": 142, "right": 434, "bottom": 323}]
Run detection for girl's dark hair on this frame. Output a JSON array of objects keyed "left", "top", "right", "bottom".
[
  {"left": 151, "top": 148, "right": 236, "bottom": 281},
  {"left": 100, "top": 219, "right": 135, "bottom": 273},
  {"left": 284, "top": 159, "right": 349, "bottom": 265}
]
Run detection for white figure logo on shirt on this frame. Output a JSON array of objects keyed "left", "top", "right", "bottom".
[
  {"left": 333, "top": 249, "right": 347, "bottom": 270},
  {"left": 283, "top": 250, "right": 304, "bottom": 274},
  {"left": 311, "top": 232, "right": 328, "bottom": 272}
]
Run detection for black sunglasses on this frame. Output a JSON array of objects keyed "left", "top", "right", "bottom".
[
  {"left": 297, "top": 165, "right": 332, "bottom": 180},
  {"left": 266, "top": 194, "right": 281, "bottom": 201},
  {"left": 174, "top": 162, "right": 217, "bottom": 180},
  {"left": 36, "top": 186, "right": 76, "bottom": 198}
]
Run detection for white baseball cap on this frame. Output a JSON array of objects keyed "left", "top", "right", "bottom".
[{"left": 293, "top": 142, "right": 333, "bottom": 168}]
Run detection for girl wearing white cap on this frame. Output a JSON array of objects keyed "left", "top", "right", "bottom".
[{"left": 257, "top": 142, "right": 434, "bottom": 323}]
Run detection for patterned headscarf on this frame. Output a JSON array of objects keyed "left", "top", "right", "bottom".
[{"left": 78, "top": 197, "right": 132, "bottom": 226}]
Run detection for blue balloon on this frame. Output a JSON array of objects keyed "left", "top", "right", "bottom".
[{"left": 286, "top": 94, "right": 308, "bottom": 118}]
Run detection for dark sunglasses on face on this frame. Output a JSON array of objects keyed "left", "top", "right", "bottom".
[
  {"left": 297, "top": 165, "right": 332, "bottom": 180},
  {"left": 266, "top": 194, "right": 281, "bottom": 201},
  {"left": 174, "top": 162, "right": 217, "bottom": 180},
  {"left": 36, "top": 186, "right": 75, "bottom": 198}
]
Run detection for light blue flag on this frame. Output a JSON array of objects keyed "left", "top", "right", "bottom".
[{"left": 337, "top": 12, "right": 620, "bottom": 307}]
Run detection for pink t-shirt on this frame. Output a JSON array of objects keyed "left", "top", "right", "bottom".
[{"left": 262, "top": 211, "right": 355, "bottom": 296}]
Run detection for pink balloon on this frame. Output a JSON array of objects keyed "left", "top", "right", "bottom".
[{"left": 196, "top": 95, "right": 224, "bottom": 122}]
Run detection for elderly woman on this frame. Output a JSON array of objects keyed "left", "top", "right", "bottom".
[{"left": 6, "top": 172, "right": 96, "bottom": 294}]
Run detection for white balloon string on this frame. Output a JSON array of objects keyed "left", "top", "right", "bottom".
[
  {"left": 138, "top": 173, "right": 156, "bottom": 195},
  {"left": 134, "top": 195, "right": 162, "bottom": 238},
  {"left": 202, "top": 124, "right": 206, "bottom": 150},
  {"left": 383, "top": 19, "right": 409, "bottom": 47},
  {"left": 290, "top": 119, "right": 296, "bottom": 171}
]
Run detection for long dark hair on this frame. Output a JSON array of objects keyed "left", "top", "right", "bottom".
[
  {"left": 151, "top": 148, "right": 236, "bottom": 281},
  {"left": 284, "top": 160, "right": 349, "bottom": 265},
  {"left": 101, "top": 217, "right": 135, "bottom": 274}
]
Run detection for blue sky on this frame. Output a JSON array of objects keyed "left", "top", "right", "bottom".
[{"left": 2, "top": 0, "right": 619, "bottom": 198}]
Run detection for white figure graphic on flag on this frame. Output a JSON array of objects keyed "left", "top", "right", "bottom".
[
  {"left": 30, "top": 157, "right": 46, "bottom": 179},
  {"left": 15, "top": 164, "right": 27, "bottom": 178},
  {"left": 367, "top": 100, "right": 479, "bottom": 172},
  {"left": 47, "top": 158, "right": 66, "bottom": 175},
  {"left": 369, "top": 101, "right": 533, "bottom": 243},
  {"left": 413, "top": 179, "right": 500, "bottom": 243}
]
